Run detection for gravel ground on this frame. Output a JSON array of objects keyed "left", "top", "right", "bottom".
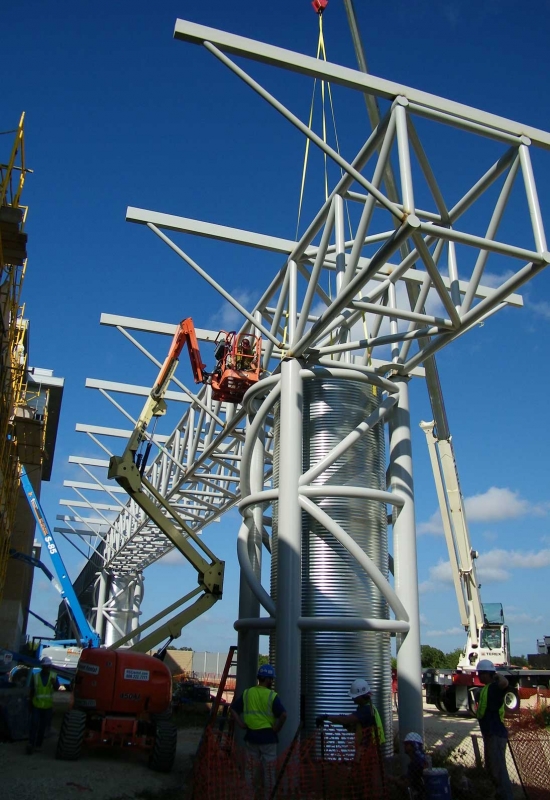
[
  {"left": 1, "top": 696, "right": 519, "bottom": 798},
  {"left": 1, "top": 695, "right": 201, "bottom": 800}
]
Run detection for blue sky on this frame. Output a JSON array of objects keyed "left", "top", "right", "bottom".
[{"left": 2, "top": 0, "right": 550, "bottom": 659}]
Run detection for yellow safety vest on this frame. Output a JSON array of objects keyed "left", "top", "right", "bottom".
[
  {"left": 356, "top": 704, "right": 386, "bottom": 746},
  {"left": 477, "top": 683, "right": 505, "bottom": 723},
  {"left": 32, "top": 670, "right": 56, "bottom": 709},
  {"left": 242, "top": 686, "right": 276, "bottom": 730}
]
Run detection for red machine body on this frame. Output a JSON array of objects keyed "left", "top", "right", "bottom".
[
  {"left": 57, "top": 649, "right": 176, "bottom": 771},
  {"left": 74, "top": 648, "right": 172, "bottom": 716}
]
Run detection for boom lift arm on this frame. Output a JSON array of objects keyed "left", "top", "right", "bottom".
[
  {"left": 108, "top": 319, "right": 225, "bottom": 650},
  {"left": 19, "top": 466, "right": 101, "bottom": 648},
  {"left": 420, "top": 421, "right": 509, "bottom": 669}
]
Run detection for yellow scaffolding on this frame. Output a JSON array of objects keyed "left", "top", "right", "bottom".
[{"left": 0, "top": 113, "right": 29, "bottom": 601}]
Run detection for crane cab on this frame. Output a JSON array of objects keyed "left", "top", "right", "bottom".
[{"left": 210, "top": 331, "right": 261, "bottom": 403}]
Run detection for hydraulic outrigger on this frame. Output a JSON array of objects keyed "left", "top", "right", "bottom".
[{"left": 108, "top": 318, "right": 261, "bottom": 650}]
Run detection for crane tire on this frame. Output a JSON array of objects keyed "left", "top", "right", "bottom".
[
  {"left": 55, "top": 710, "right": 86, "bottom": 761},
  {"left": 504, "top": 690, "right": 519, "bottom": 712},
  {"left": 149, "top": 721, "right": 177, "bottom": 773},
  {"left": 152, "top": 708, "right": 172, "bottom": 721}
]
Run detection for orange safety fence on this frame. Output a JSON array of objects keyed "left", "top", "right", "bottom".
[
  {"left": 192, "top": 723, "right": 388, "bottom": 800},
  {"left": 507, "top": 710, "right": 550, "bottom": 800}
]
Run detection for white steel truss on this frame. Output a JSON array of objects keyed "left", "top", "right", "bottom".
[{"left": 59, "top": 20, "right": 550, "bottom": 736}]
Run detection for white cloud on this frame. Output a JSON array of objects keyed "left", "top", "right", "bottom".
[
  {"left": 478, "top": 547, "right": 550, "bottom": 571},
  {"left": 481, "top": 269, "right": 516, "bottom": 289},
  {"left": 210, "top": 289, "right": 258, "bottom": 331},
  {"left": 429, "top": 561, "right": 453, "bottom": 583},
  {"left": 425, "top": 627, "right": 464, "bottom": 637},
  {"left": 505, "top": 612, "right": 543, "bottom": 625},
  {"left": 418, "top": 487, "right": 548, "bottom": 534},
  {"left": 418, "top": 510, "right": 443, "bottom": 535},
  {"left": 420, "top": 547, "right": 550, "bottom": 592},
  {"left": 527, "top": 299, "right": 550, "bottom": 320},
  {"left": 465, "top": 487, "right": 539, "bottom": 522}
]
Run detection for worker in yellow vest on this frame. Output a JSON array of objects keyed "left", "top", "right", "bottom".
[
  {"left": 476, "top": 659, "right": 514, "bottom": 800},
  {"left": 27, "top": 656, "right": 59, "bottom": 755},
  {"left": 317, "top": 678, "right": 386, "bottom": 751},
  {"left": 230, "top": 664, "right": 287, "bottom": 798}
]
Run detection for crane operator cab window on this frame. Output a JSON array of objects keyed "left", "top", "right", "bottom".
[{"left": 480, "top": 628, "right": 503, "bottom": 650}]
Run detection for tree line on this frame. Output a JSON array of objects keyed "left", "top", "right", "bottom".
[{"left": 421, "top": 645, "right": 530, "bottom": 669}]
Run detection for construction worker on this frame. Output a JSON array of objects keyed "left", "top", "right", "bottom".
[
  {"left": 316, "top": 678, "right": 385, "bottom": 752},
  {"left": 230, "top": 664, "right": 287, "bottom": 798},
  {"left": 235, "top": 337, "right": 254, "bottom": 371},
  {"left": 476, "top": 659, "right": 514, "bottom": 800},
  {"left": 27, "top": 656, "right": 59, "bottom": 754},
  {"left": 388, "top": 732, "right": 430, "bottom": 799}
]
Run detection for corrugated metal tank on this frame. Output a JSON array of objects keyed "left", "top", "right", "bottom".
[{"left": 271, "top": 377, "right": 392, "bottom": 750}]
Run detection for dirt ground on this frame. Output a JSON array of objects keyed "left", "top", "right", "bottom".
[
  {"left": 1, "top": 696, "right": 516, "bottom": 799},
  {"left": 1, "top": 694, "right": 202, "bottom": 800}
]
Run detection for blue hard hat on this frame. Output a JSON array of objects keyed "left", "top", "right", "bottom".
[{"left": 257, "top": 664, "right": 276, "bottom": 679}]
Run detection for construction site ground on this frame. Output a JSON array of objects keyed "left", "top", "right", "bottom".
[
  {"left": 0, "top": 695, "right": 518, "bottom": 799},
  {"left": 1, "top": 694, "right": 199, "bottom": 800}
]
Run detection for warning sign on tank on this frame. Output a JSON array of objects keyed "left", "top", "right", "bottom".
[{"left": 123, "top": 668, "right": 150, "bottom": 681}]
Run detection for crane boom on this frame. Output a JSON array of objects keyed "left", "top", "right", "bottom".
[
  {"left": 109, "top": 317, "right": 226, "bottom": 647},
  {"left": 19, "top": 466, "right": 101, "bottom": 649},
  {"left": 420, "top": 421, "right": 509, "bottom": 669}
]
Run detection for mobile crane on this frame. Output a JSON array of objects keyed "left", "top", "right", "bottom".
[{"left": 420, "top": 421, "right": 550, "bottom": 715}]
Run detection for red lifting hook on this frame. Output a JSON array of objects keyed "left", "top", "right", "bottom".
[{"left": 312, "top": 0, "right": 328, "bottom": 14}]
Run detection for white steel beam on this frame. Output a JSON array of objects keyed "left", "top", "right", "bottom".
[{"left": 174, "top": 19, "right": 550, "bottom": 150}]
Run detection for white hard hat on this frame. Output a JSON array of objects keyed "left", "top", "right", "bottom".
[
  {"left": 477, "top": 659, "right": 496, "bottom": 672},
  {"left": 404, "top": 732, "right": 423, "bottom": 743},
  {"left": 40, "top": 656, "right": 53, "bottom": 666},
  {"left": 349, "top": 678, "right": 371, "bottom": 698}
]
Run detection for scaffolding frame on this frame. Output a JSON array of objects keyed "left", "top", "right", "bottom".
[{"left": 0, "top": 113, "right": 29, "bottom": 599}]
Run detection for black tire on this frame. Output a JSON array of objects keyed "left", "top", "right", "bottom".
[
  {"left": 504, "top": 690, "right": 519, "bottom": 712},
  {"left": 149, "top": 721, "right": 177, "bottom": 773},
  {"left": 440, "top": 688, "right": 458, "bottom": 714},
  {"left": 152, "top": 707, "right": 173, "bottom": 721},
  {"left": 56, "top": 710, "right": 86, "bottom": 761}
]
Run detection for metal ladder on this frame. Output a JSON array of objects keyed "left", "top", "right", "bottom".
[{"left": 208, "top": 644, "right": 238, "bottom": 730}]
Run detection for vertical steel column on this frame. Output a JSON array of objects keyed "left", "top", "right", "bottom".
[
  {"left": 235, "top": 418, "right": 264, "bottom": 702},
  {"left": 389, "top": 376, "right": 423, "bottom": 739},
  {"left": 94, "top": 570, "right": 108, "bottom": 640},
  {"left": 275, "top": 357, "right": 303, "bottom": 752},
  {"left": 131, "top": 573, "right": 144, "bottom": 636},
  {"left": 334, "top": 195, "right": 346, "bottom": 295}
]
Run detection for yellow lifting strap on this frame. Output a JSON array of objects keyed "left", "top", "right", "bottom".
[
  {"left": 295, "top": 13, "right": 331, "bottom": 240},
  {"left": 294, "top": 10, "right": 370, "bottom": 364},
  {"left": 295, "top": 13, "right": 354, "bottom": 242}
]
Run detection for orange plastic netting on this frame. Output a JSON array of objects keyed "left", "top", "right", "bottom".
[{"left": 192, "top": 724, "right": 388, "bottom": 800}]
